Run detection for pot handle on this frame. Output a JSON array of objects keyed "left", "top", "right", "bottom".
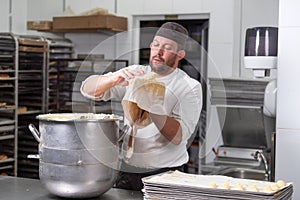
[{"left": 28, "top": 123, "right": 41, "bottom": 143}]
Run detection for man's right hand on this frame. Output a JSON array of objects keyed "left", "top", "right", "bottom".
[
  {"left": 81, "top": 65, "right": 146, "bottom": 99},
  {"left": 112, "top": 66, "right": 145, "bottom": 86}
]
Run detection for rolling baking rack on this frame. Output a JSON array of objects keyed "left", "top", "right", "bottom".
[
  {"left": 46, "top": 37, "right": 74, "bottom": 112},
  {"left": 54, "top": 58, "right": 128, "bottom": 115},
  {"left": 17, "top": 35, "right": 48, "bottom": 178},
  {"left": 0, "top": 33, "right": 18, "bottom": 176},
  {"left": 0, "top": 33, "right": 129, "bottom": 179}
]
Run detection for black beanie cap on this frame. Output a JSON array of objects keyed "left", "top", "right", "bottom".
[{"left": 155, "top": 22, "right": 188, "bottom": 49}]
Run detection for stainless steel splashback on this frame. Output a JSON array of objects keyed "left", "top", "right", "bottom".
[
  {"left": 209, "top": 77, "right": 269, "bottom": 106},
  {"left": 209, "top": 78, "right": 275, "bottom": 150},
  {"left": 216, "top": 105, "right": 272, "bottom": 149}
]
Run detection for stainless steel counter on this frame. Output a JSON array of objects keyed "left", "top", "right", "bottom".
[{"left": 0, "top": 176, "right": 143, "bottom": 200}]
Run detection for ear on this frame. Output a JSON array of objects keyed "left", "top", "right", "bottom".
[{"left": 177, "top": 50, "right": 185, "bottom": 60}]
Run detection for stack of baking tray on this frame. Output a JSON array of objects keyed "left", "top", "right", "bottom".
[
  {"left": 0, "top": 34, "right": 16, "bottom": 71},
  {"left": 46, "top": 37, "right": 74, "bottom": 112},
  {"left": 0, "top": 34, "right": 16, "bottom": 105},
  {"left": 57, "top": 59, "right": 94, "bottom": 113},
  {"left": 18, "top": 35, "right": 47, "bottom": 112},
  {"left": 46, "top": 37, "right": 73, "bottom": 60},
  {"left": 0, "top": 33, "right": 17, "bottom": 176},
  {"left": 142, "top": 171, "right": 293, "bottom": 200},
  {"left": 17, "top": 35, "right": 47, "bottom": 178},
  {"left": 17, "top": 128, "right": 39, "bottom": 179}
]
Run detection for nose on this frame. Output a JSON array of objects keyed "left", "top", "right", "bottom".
[
  {"left": 156, "top": 47, "right": 164, "bottom": 56},
  {"left": 151, "top": 45, "right": 164, "bottom": 55}
]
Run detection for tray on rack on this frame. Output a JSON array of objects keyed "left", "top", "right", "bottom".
[
  {"left": 0, "top": 125, "right": 15, "bottom": 133},
  {"left": 19, "top": 51, "right": 45, "bottom": 56},
  {"left": 19, "top": 46, "right": 48, "bottom": 53},
  {"left": 18, "top": 74, "right": 42, "bottom": 80},
  {"left": 18, "top": 38, "right": 47, "bottom": 47},
  {"left": 0, "top": 46, "right": 15, "bottom": 51},
  {"left": 0, "top": 54, "right": 14, "bottom": 59},
  {"left": 0, "top": 35, "right": 13, "bottom": 40},
  {"left": 0, "top": 118, "right": 14, "bottom": 126},
  {"left": 0, "top": 83, "right": 13, "bottom": 88}
]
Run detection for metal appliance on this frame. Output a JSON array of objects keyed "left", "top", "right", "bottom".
[
  {"left": 207, "top": 78, "right": 274, "bottom": 181},
  {"left": 203, "top": 27, "right": 278, "bottom": 181}
]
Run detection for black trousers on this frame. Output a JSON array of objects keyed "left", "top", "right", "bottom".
[{"left": 114, "top": 164, "right": 184, "bottom": 191}]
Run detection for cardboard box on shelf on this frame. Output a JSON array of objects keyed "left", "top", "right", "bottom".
[
  {"left": 52, "top": 15, "right": 127, "bottom": 32},
  {"left": 27, "top": 21, "right": 53, "bottom": 31}
]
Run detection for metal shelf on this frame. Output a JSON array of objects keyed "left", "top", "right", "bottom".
[
  {"left": 0, "top": 32, "right": 18, "bottom": 177},
  {"left": 0, "top": 158, "right": 14, "bottom": 164},
  {"left": 0, "top": 165, "right": 13, "bottom": 170},
  {"left": 0, "top": 135, "right": 15, "bottom": 140}
]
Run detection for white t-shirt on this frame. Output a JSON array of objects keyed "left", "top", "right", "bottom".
[{"left": 81, "top": 65, "right": 202, "bottom": 169}]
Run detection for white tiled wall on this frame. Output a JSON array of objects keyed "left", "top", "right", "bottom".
[
  {"left": 207, "top": 43, "right": 234, "bottom": 77},
  {"left": 27, "top": 0, "right": 63, "bottom": 21},
  {"left": 11, "top": 0, "right": 27, "bottom": 34},
  {"left": 276, "top": 0, "right": 300, "bottom": 199},
  {"left": 276, "top": 0, "right": 300, "bottom": 163},
  {"left": 277, "top": 27, "right": 300, "bottom": 129},
  {"left": 117, "top": 0, "right": 143, "bottom": 15},
  {"left": 173, "top": 0, "right": 204, "bottom": 14},
  {"left": 278, "top": 0, "right": 300, "bottom": 27},
  {"left": 65, "top": 0, "right": 115, "bottom": 14},
  {"left": 143, "top": 0, "right": 173, "bottom": 14},
  {"left": 0, "top": 0, "right": 10, "bottom": 32},
  {"left": 275, "top": 130, "right": 300, "bottom": 199}
]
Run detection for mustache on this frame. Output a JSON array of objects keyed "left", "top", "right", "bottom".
[{"left": 152, "top": 55, "right": 165, "bottom": 62}]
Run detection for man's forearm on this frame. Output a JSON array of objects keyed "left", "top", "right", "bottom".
[
  {"left": 81, "top": 66, "right": 145, "bottom": 98},
  {"left": 149, "top": 113, "right": 182, "bottom": 145},
  {"left": 82, "top": 74, "right": 119, "bottom": 98}
]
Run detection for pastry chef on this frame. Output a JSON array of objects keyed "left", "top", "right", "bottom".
[{"left": 81, "top": 22, "right": 203, "bottom": 190}]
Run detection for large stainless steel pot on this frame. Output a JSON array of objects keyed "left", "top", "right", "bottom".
[{"left": 29, "top": 113, "right": 125, "bottom": 199}]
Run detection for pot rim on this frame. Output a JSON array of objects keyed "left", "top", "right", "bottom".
[{"left": 36, "top": 113, "right": 123, "bottom": 122}]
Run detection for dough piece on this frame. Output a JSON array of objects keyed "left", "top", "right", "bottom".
[
  {"left": 220, "top": 181, "right": 231, "bottom": 190},
  {"left": 276, "top": 180, "right": 286, "bottom": 188},
  {"left": 209, "top": 182, "right": 217, "bottom": 188},
  {"left": 271, "top": 183, "right": 279, "bottom": 191},
  {"left": 234, "top": 183, "right": 245, "bottom": 191},
  {"left": 247, "top": 184, "right": 258, "bottom": 192},
  {"left": 0, "top": 74, "right": 9, "bottom": 78},
  {"left": 130, "top": 72, "right": 166, "bottom": 105},
  {"left": 0, "top": 154, "right": 8, "bottom": 160},
  {"left": 263, "top": 185, "right": 273, "bottom": 193}
]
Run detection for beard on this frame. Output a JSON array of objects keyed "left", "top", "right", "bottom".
[{"left": 149, "top": 54, "right": 177, "bottom": 75}]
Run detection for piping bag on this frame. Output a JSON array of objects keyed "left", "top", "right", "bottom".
[{"left": 121, "top": 68, "right": 166, "bottom": 161}]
